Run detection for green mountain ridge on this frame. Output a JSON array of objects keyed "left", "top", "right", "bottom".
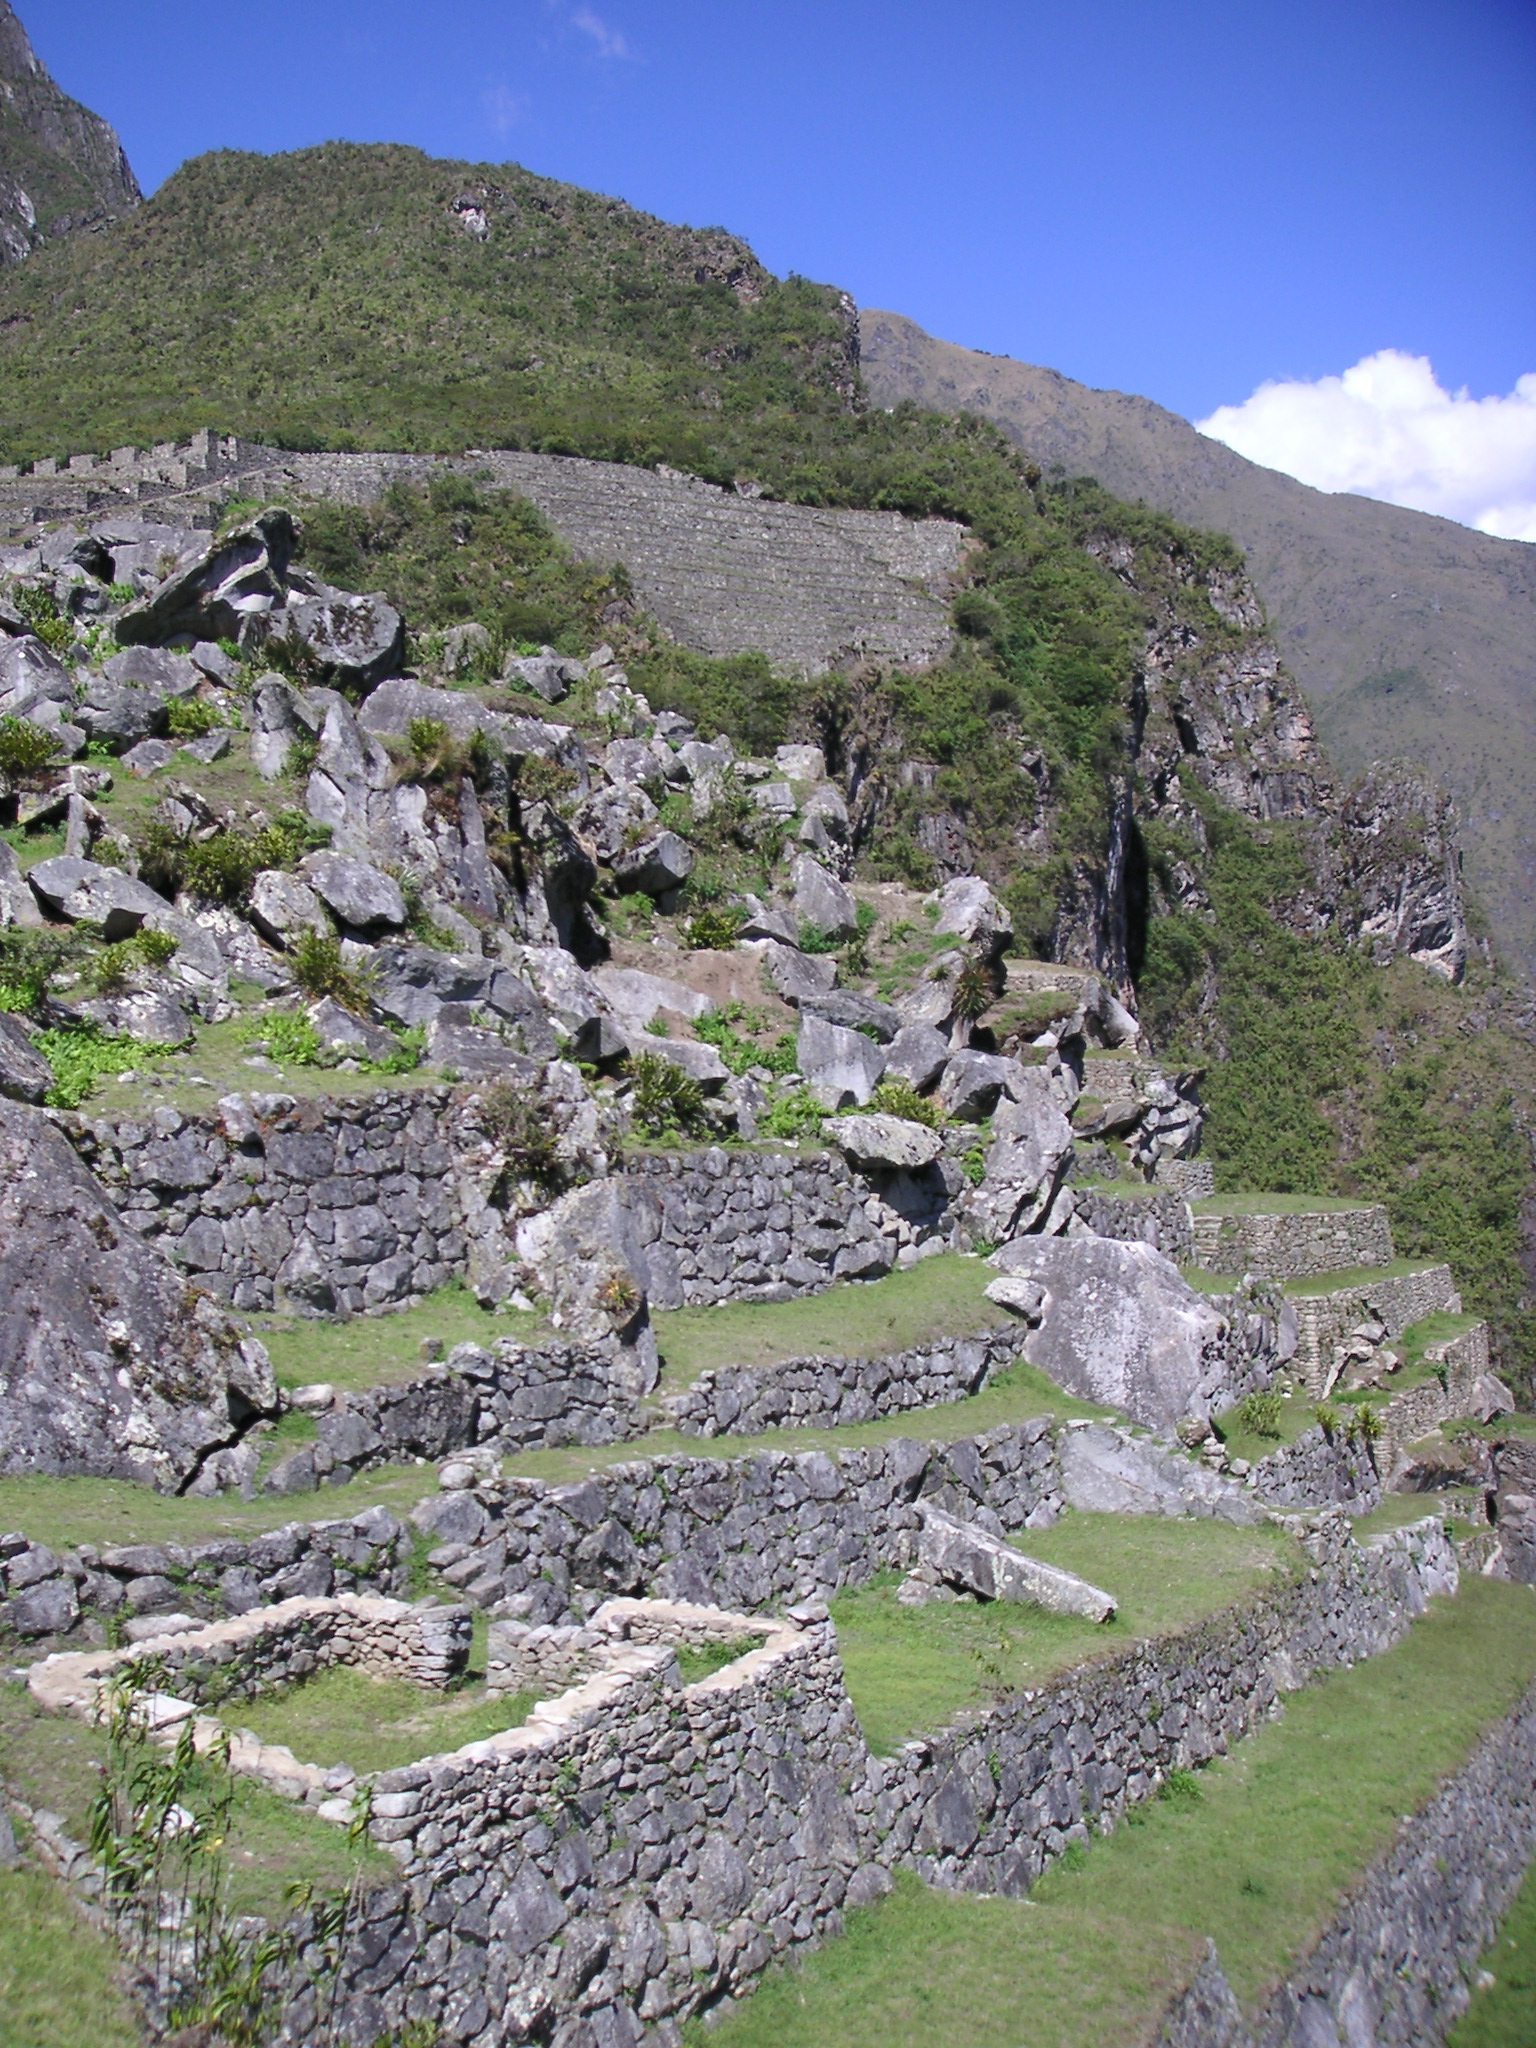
[{"left": 0, "top": 0, "right": 140, "bottom": 263}]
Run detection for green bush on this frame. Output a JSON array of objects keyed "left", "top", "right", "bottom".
[
  {"left": 0, "top": 715, "right": 58, "bottom": 779},
  {"left": 760, "top": 1088, "right": 824, "bottom": 1140},
  {"left": 164, "top": 696, "right": 219, "bottom": 739},
  {"left": 694, "top": 1008, "right": 796, "bottom": 1078},
  {"left": 683, "top": 905, "right": 745, "bottom": 951},
  {"left": 13, "top": 586, "right": 73, "bottom": 655},
  {"left": 288, "top": 931, "right": 369, "bottom": 1010},
  {"left": 90, "top": 929, "right": 179, "bottom": 995},
  {"left": 257, "top": 1013, "right": 324, "bottom": 1066},
  {"left": 141, "top": 809, "right": 328, "bottom": 906},
  {"left": 869, "top": 1079, "right": 942, "bottom": 1127},
  {"left": 630, "top": 1051, "right": 708, "bottom": 1138},
  {"left": 1236, "top": 1390, "right": 1283, "bottom": 1439},
  {"left": 35, "top": 1024, "right": 172, "bottom": 1107},
  {"left": 478, "top": 1077, "right": 560, "bottom": 1182},
  {"left": 0, "top": 928, "right": 84, "bottom": 1014}
]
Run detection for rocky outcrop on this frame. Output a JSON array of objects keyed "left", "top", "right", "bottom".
[
  {"left": 0, "top": 1096, "right": 277, "bottom": 1489},
  {"left": 0, "top": 2, "right": 141, "bottom": 266}
]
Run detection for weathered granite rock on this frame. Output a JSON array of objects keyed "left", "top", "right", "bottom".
[
  {"left": 800, "top": 989, "right": 900, "bottom": 1041},
  {"left": 918, "top": 1507, "right": 1116, "bottom": 1617},
  {"left": 757, "top": 939, "right": 839, "bottom": 1003},
  {"left": 115, "top": 509, "right": 295, "bottom": 647},
  {"left": 798, "top": 1013, "right": 885, "bottom": 1109},
  {"left": 963, "top": 1078, "right": 1075, "bottom": 1241},
  {"left": 298, "top": 851, "right": 407, "bottom": 931},
  {"left": 790, "top": 855, "right": 858, "bottom": 941},
  {"left": 1058, "top": 1422, "right": 1260, "bottom": 1524},
  {"left": 991, "top": 1235, "right": 1232, "bottom": 1430},
  {"left": 882, "top": 1021, "right": 950, "bottom": 1092},
  {"left": 273, "top": 592, "right": 404, "bottom": 686},
  {"left": 633, "top": 1036, "right": 730, "bottom": 1092},
  {"left": 823, "top": 1113, "right": 943, "bottom": 1171},
  {"left": 589, "top": 965, "right": 712, "bottom": 1029},
  {"left": 27, "top": 856, "right": 171, "bottom": 939},
  {"left": 0, "top": 1097, "right": 278, "bottom": 1488},
  {"left": 514, "top": 1179, "right": 657, "bottom": 1344},
  {"left": 0, "top": 634, "right": 73, "bottom": 718},
  {"left": 611, "top": 830, "right": 694, "bottom": 896},
  {"left": 0, "top": 1014, "right": 52, "bottom": 1103},
  {"left": 938, "top": 1050, "right": 1030, "bottom": 1122},
  {"left": 0, "top": 840, "right": 44, "bottom": 928},
  {"left": 102, "top": 645, "right": 203, "bottom": 699},
  {"left": 930, "top": 875, "right": 1013, "bottom": 960},
  {"left": 247, "top": 868, "right": 330, "bottom": 946}
]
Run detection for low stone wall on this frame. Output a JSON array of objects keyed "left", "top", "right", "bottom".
[
  {"left": 1155, "top": 1668, "right": 1536, "bottom": 2047},
  {"left": 414, "top": 1420, "right": 1066, "bottom": 1624},
  {"left": 1375, "top": 1321, "right": 1490, "bottom": 1474},
  {"left": 1490, "top": 1436, "right": 1536, "bottom": 1585},
  {"left": 1189, "top": 1203, "right": 1394, "bottom": 1281},
  {"left": 660, "top": 1324, "right": 1028, "bottom": 1438},
  {"left": 266, "top": 1334, "right": 659, "bottom": 1494},
  {"left": 1249, "top": 1424, "right": 1382, "bottom": 1513},
  {"left": 29, "top": 1594, "right": 473, "bottom": 1715},
  {"left": 67, "top": 1089, "right": 471, "bottom": 1315},
  {"left": 1074, "top": 1186, "right": 1194, "bottom": 1263},
  {"left": 621, "top": 1146, "right": 932, "bottom": 1305},
  {"left": 485, "top": 1595, "right": 770, "bottom": 1699},
  {"left": 0, "top": 1506, "right": 413, "bottom": 1643},
  {"left": 852, "top": 1515, "right": 1457, "bottom": 1898},
  {"left": 1288, "top": 1262, "right": 1460, "bottom": 1392}
]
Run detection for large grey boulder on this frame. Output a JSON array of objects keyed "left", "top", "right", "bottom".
[
  {"left": 0, "top": 635, "right": 74, "bottom": 718},
  {"left": 250, "top": 674, "right": 322, "bottom": 780},
  {"left": 590, "top": 966, "right": 713, "bottom": 1030},
  {"left": 797, "top": 1013, "right": 886, "bottom": 1109},
  {"left": 612, "top": 831, "right": 693, "bottom": 897},
  {"left": 991, "top": 1235, "right": 1230, "bottom": 1430},
  {"left": 632, "top": 1036, "right": 730, "bottom": 1094},
  {"left": 504, "top": 652, "right": 581, "bottom": 705},
  {"left": 27, "top": 856, "right": 171, "bottom": 940},
  {"left": 514, "top": 1180, "right": 659, "bottom": 1355},
  {"left": 800, "top": 989, "right": 900, "bottom": 1041},
  {"left": 938, "top": 1050, "right": 1031, "bottom": 1122},
  {"left": 756, "top": 939, "right": 838, "bottom": 1003},
  {"left": 930, "top": 875, "right": 1013, "bottom": 960},
  {"left": 369, "top": 946, "right": 502, "bottom": 1028},
  {"left": 572, "top": 781, "right": 658, "bottom": 864},
  {"left": 426, "top": 1010, "right": 543, "bottom": 1080},
  {"left": 918, "top": 1508, "right": 1115, "bottom": 1619},
  {"left": 298, "top": 851, "right": 407, "bottom": 932},
  {"left": 75, "top": 675, "right": 166, "bottom": 752},
  {"left": 789, "top": 856, "right": 858, "bottom": 942},
  {"left": 274, "top": 593, "right": 404, "bottom": 687},
  {"left": 1058, "top": 1422, "right": 1260, "bottom": 1525},
  {"left": 882, "top": 1021, "right": 950, "bottom": 1092},
  {"left": 247, "top": 869, "right": 331, "bottom": 947},
  {"left": 963, "top": 1075, "right": 1075, "bottom": 1242},
  {"left": 823, "top": 1114, "right": 943, "bottom": 1171},
  {"left": 357, "top": 676, "right": 586, "bottom": 781},
  {"left": 114, "top": 509, "right": 295, "bottom": 647},
  {"left": 0, "top": 1097, "right": 278, "bottom": 1489},
  {"left": 101, "top": 646, "right": 202, "bottom": 699},
  {"left": 0, "top": 842, "right": 43, "bottom": 929},
  {"left": 0, "top": 1015, "right": 52, "bottom": 1103}
]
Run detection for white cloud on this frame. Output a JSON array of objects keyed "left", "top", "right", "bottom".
[
  {"left": 483, "top": 83, "right": 529, "bottom": 135},
  {"left": 1196, "top": 350, "right": 1536, "bottom": 544},
  {"left": 571, "top": 8, "right": 630, "bottom": 59}
]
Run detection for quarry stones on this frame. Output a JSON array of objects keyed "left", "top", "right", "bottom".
[
  {"left": 823, "top": 1112, "right": 944, "bottom": 1171},
  {"left": 917, "top": 1506, "right": 1116, "bottom": 1619},
  {"left": 797, "top": 1012, "right": 885, "bottom": 1109}
]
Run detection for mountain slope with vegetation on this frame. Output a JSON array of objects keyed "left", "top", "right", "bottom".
[
  {"left": 0, "top": 0, "right": 140, "bottom": 264},
  {"left": 859, "top": 307, "right": 1536, "bottom": 984},
  {"left": 0, "top": 135, "right": 1531, "bottom": 1388}
]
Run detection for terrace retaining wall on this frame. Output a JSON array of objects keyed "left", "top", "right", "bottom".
[{"left": 1190, "top": 1205, "right": 1394, "bottom": 1281}]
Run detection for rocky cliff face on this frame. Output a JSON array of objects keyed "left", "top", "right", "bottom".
[{"left": 0, "top": 2, "right": 140, "bottom": 266}]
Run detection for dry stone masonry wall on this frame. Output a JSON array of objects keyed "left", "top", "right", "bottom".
[
  {"left": 413, "top": 1421, "right": 1066, "bottom": 1625},
  {"left": 1189, "top": 1203, "right": 1395, "bottom": 1281},
  {"left": 1288, "top": 1261, "right": 1460, "bottom": 1393}
]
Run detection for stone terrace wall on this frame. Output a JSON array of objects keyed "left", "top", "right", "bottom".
[
  {"left": 1249, "top": 1424, "right": 1382, "bottom": 1514},
  {"left": 661, "top": 1324, "right": 1029, "bottom": 1439},
  {"left": 484, "top": 1596, "right": 770, "bottom": 1700},
  {"left": 29, "top": 1594, "right": 473, "bottom": 1715},
  {"left": 1156, "top": 1668, "right": 1536, "bottom": 2048},
  {"left": 67, "top": 1089, "right": 470, "bottom": 1316},
  {"left": 622, "top": 1145, "right": 922, "bottom": 1305},
  {"left": 314, "top": 1616, "right": 875, "bottom": 2048},
  {"left": 1074, "top": 1187, "right": 1194, "bottom": 1263},
  {"left": 1189, "top": 1204, "right": 1394, "bottom": 1281},
  {"left": 414, "top": 1421, "right": 1066, "bottom": 1624},
  {"left": 853, "top": 1515, "right": 1457, "bottom": 1898},
  {"left": 1289, "top": 1261, "right": 1461, "bottom": 1391},
  {"left": 0, "top": 1506, "right": 412, "bottom": 1643}
]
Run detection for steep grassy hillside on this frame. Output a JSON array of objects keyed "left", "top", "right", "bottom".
[{"left": 860, "top": 308, "right": 1536, "bottom": 983}]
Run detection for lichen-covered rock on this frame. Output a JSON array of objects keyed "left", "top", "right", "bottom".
[
  {"left": 824, "top": 1113, "right": 943, "bottom": 1171},
  {"left": 798, "top": 1013, "right": 885, "bottom": 1109},
  {"left": 114, "top": 507, "right": 296, "bottom": 647},
  {"left": 0, "top": 1013, "right": 52, "bottom": 1103},
  {"left": 918, "top": 1506, "right": 1115, "bottom": 1618},
  {"left": 990, "top": 1235, "right": 1231, "bottom": 1430},
  {"left": 0, "top": 1097, "right": 277, "bottom": 1488},
  {"left": 962, "top": 1078, "right": 1075, "bottom": 1241}
]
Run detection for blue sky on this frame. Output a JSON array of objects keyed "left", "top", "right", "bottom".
[{"left": 27, "top": 1, "right": 1536, "bottom": 439}]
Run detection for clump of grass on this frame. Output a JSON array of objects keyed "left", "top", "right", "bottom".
[
  {"left": 0, "top": 714, "right": 59, "bottom": 779},
  {"left": 36, "top": 1023, "right": 177, "bottom": 1107},
  {"left": 89, "top": 927, "right": 178, "bottom": 995},
  {"left": 14, "top": 585, "right": 73, "bottom": 655},
  {"left": 760, "top": 1087, "right": 824, "bottom": 1140},
  {"left": 630, "top": 1051, "right": 708, "bottom": 1138},
  {"left": 868, "top": 1078, "right": 942, "bottom": 1127},
  {"left": 479, "top": 1076, "right": 560, "bottom": 1183},
  {"left": 1235, "top": 1390, "right": 1282, "bottom": 1440},
  {"left": 288, "top": 930, "right": 370, "bottom": 1009},
  {"left": 164, "top": 695, "right": 220, "bottom": 739},
  {"left": 684, "top": 904, "right": 746, "bottom": 950}
]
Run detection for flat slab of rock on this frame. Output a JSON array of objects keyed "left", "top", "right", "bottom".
[
  {"left": 824, "top": 1113, "right": 943, "bottom": 1170},
  {"left": 590, "top": 966, "right": 713, "bottom": 1027},
  {"left": 28, "top": 857, "right": 172, "bottom": 940},
  {"left": 919, "top": 1507, "right": 1115, "bottom": 1620},
  {"left": 756, "top": 940, "right": 838, "bottom": 1003},
  {"left": 299, "top": 851, "right": 407, "bottom": 931},
  {"left": 991, "top": 1235, "right": 1228, "bottom": 1430},
  {"left": 1059, "top": 1422, "right": 1260, "bottom": 1525},
  {"left": 798, "top": 1012, "right": 885, "bottom": 1109}
]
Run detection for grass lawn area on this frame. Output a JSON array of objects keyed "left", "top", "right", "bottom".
[
  {"left": 0, "top": 1460, "right": 439, "bottom": 1556},
  {"left": 227, "top": 1664, "right": 536, "bottom": 1775},
  {"left": 502, "top": 1357, "right": 1108, "bottom": 1488},
  {"left": 1213, "top": 1389, "right": 1317, "bottom": 1466},
  {"left": 1451, "top": 1843, "right": 1536, "bottom": 2048},
  {"left": 253, "top": 1279, "right": 552, "bottom": 1394},
  {"left": 1351, "top": 1490, "right": 1485, "bottom": 1539},
  {"left": 83, "top": 1013, "right": 447, "bottom": 1118},
  {"left": 0, "top": 1675, "right": 389, "bottom": 1921},
  {"left": 832, "top": 1513, "right": 1299, "bottom": 1754},
  {"left": 1283, "top": 1258, "right": 1443, "bottom": 1297},
  {"left": 652, "top": 1255, "right": 1009, "bottom": 1391},
  {"left": 1398, "top": 1310, "right": 1482, "bottom": 1362},
  {"left": 0, "top": 1864, "right": 143, "bottom": 2048},
  {"left": 1193, "top": 1193, "right": 1372, "bottom": 1217},
  {"left": 695, "top": 1577, "right": 1536, "bottom": 2048}
]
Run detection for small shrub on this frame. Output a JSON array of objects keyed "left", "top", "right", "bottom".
[
  {"left": 1347, "top": 1404, "right": 1383, "bottom": 1449},
  {"left": 962, "top": 1145, "right": 987, "bottom": 1186},
  {"left": 0, "top": 715, "right": 58, "bottom": 779},
  {"left": 869, "top": 1078, "right": 942, "bottom": 1127},
  {"left": 598, "top": 1272, "right": 640, "bottom": 1320},
  {"left": 684, "top": 905, "right": 745, "bottom": 950},
  {"left": 479, "top": 1077, "right": 560, "bottom": 1182},
  {"left": 258, "top": 1013, "right": 324, "bottom": 1066},
  {"left": 0, "top": 927, "right": 83, "bottom": 1013},
  {"left": 630, "top": 1051, "right": 708, "bottom": 1138},
  {"left": 1237, "top": 1389, "right": 1283, "bottom": 1439},
  {"left": 643, "top": 1015, "right": 670, "bottom": 1038},
  {"left": 797, "top": 920, "right": 840, "bottom": 956},
  {"left": 1158, "top": 1768, "right": 1204, "bottom": 1805},
  {"left": 14, "top": 586, "right": 73, "bottom": 655},
  {"left": 165, "top": 696, "right": 219, "bottom": 739},
  {"left": 90, "top": 928, "right": 179, "bottom": 994},
  {"left": 514, "top": 755, "right": 578, "bottom": 809},
  {"left": 366, "top": 1025, "right": 424, "bottom": 1076},
  {"left": 760, "top": 1087, "right": 824, "bottom": 1140},
  {"left": 952, "top": 953, "right": 994, "bottom": 1028},
  {"left": 288, "top": 931, "right": 370, "bottom": 1010},
  {"left": 36, "top": 1023, "right": 172, "bottom": 1107},
  {"left": 1314, "top": 1402, "right": 1340, "bottom": 1438}
]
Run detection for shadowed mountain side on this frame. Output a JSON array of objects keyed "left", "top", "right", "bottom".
[
  {"left": 0, "top": 0, "right": 140, "bottom": 264},
  {"left": 860, "top": 309, "right": 1536, "bottom": 979}
]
